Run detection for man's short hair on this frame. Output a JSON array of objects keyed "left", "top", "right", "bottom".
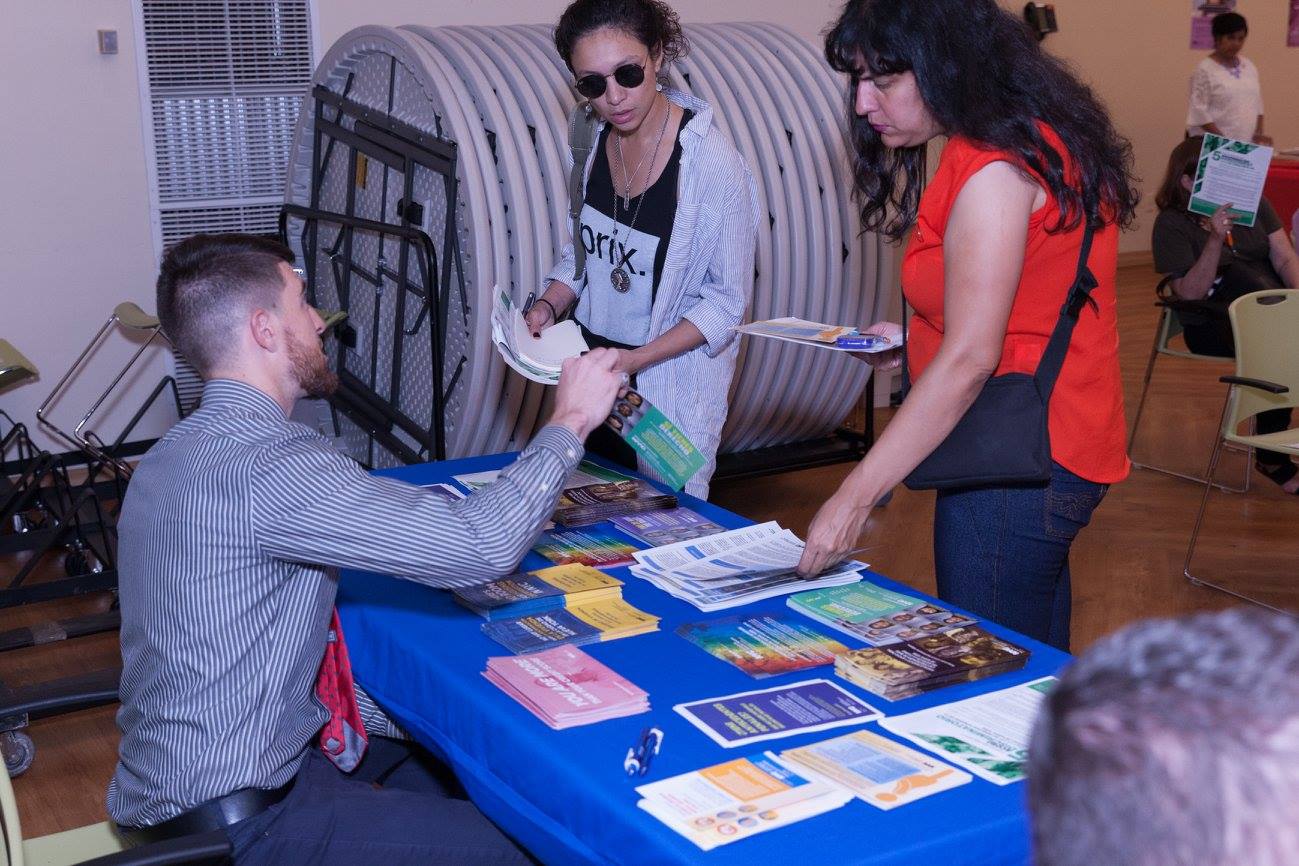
[
  {"left": 1211, "top": 11, "right": 1247, "bottom": 40},
  {"left": 156, "top": 234, "right": 295, "bottom": 375},
  {"left": 1028, "top": 607, "right": 1299, "bottom": 866}
]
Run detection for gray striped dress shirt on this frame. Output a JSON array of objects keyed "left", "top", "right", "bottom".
[{"left": 107, "top": 379, "right": 582, "bottom": 828}]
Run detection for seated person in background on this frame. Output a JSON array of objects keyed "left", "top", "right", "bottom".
[
  {"left": 1152, "top": 136, "right": 1299, "bottom": 493},
  {"left": 107, "top": 233, "right": 623, "bottom": 864},
  {"left": 1027, "top": 607, "right": 1299, "bottom": 866}
]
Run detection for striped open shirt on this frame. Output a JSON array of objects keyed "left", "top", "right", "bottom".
[{"left": 107, "top": 379, "right": 582, "bottom": 828}]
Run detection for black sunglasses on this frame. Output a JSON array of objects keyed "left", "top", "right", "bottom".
[{"left": 574, "top": 62, "right": 647, "bottom": 99}]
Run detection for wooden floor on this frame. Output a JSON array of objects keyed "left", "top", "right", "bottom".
[{"left": 4, "top": 263, "right": 1295, "bottom": 839}]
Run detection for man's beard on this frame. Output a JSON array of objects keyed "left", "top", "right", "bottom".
[{"left": 287, "top": 331, "right": 339, "bottom": 398}]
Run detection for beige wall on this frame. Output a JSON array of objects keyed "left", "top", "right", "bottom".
[{"left": 4, "top": 0, "right": 1293, "bottom": 450}]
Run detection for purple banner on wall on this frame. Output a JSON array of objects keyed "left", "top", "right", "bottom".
[
  {"left": 1289, "top": 0, "right": 1299, "bottom": 48},
  {"left": 1190, "top": 0, "right": 1237, "bottom": 50}
]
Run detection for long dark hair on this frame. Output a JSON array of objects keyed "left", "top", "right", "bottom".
[
  {"left": 1154, "top": 137, "right": 1204, "bottom": 213},
  {"left": 825, "top": 0, "right": 1139, "bottom": 241},
  {"left": 554, "top": 0, "right": 688, "bottom": 73}
]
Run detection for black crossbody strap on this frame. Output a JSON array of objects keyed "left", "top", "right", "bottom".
[
  {"left": 567, "top": 102, "right": 598, "bottom": 283},
  {"left": 1033, "top": 222, "right": 1097, "bottom": 396}
]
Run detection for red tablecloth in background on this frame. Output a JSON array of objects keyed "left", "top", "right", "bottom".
[{"left": 1264, "top": 159, "right": 1299, "bottom": 236}]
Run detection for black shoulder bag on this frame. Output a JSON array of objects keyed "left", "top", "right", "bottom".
[{"left": 902, "top": 223, "right": 1097, "bottom": 491}]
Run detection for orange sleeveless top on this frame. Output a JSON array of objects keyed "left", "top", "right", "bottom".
[{"left": 901, "top": 131, "right": 1129, "bottom": 484}]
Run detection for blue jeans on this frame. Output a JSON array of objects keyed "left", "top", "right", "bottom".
[{"left": 933, "top": 462, "right": 1108, "bottom": 652}]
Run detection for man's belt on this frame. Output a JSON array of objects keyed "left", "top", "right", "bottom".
[{"left": 122, "top": 778, "right": 295, "bottom": 844}]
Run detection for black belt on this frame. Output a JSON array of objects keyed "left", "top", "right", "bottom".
[{"left": 123, "top": 778, "right": 295, "bottom": 844}]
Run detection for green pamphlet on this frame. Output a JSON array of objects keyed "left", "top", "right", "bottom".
[
  {"left": 606, "top": 389, "right": 705, "bottom": 491},
  {"left": 1188, "top": 133, "right": 1274, "bottom": 228}
]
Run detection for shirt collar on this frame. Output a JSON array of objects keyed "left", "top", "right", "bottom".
[{"left": 198, "top": 379, "right": 286, "bottom": 419}]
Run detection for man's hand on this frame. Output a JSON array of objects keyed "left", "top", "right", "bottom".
[
  {"left": 549, "top": 349, "right": 623, "bottom": 439},
  {"left": 796, "top": 489, "right": 872, "bottom": 578}
]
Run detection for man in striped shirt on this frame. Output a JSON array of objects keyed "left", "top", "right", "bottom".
[{"left": 107, "top": 233, "right": 623, "bottom": 863}]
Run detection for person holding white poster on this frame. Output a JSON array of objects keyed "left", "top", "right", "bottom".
[{"left": 1152, "top": 137, "right": 1299, "bottom": 493}]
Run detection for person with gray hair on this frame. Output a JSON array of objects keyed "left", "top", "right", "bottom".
[{"left": 1027, "top": 607, "right": 1299, "bottom": 866}]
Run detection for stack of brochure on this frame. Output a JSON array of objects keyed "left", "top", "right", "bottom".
[
  {"left": 453, "top": 564, "right": 623, "bottom": 621},
  {"left": 483, "top": 645, "right": 649, "bottom": 729},
  {"left": 636, "top": 752, "right": 852, "bottom": 851},
  {"left": 554, "top": 477, "right": 677, "bottom": 527},
  {"left": 787, "top": 582, "right": 977, "bottom": 646},
  {"left": 481, "top": 597, "right": 660, "bottom": 654},
  {"left": 629, "top": 522, "right": 865, "bottom": 612},
  {"left": 610, "top": 507, "right": 725, "bottom": 546},
  {"left": 834, "top": 625, "right": 1030, "bottom": 701}
]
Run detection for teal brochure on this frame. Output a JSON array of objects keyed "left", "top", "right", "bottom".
[{"left": 605, "top": 389, "right": 705, "bottom": 491}]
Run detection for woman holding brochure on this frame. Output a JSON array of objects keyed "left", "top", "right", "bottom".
[
  {"left": 525, "top": 0, "right": 759, "bottom": 498},
  {"left": 797, "top": 0, "right": 1139, "bottom": 651},
  {"left": 1152, "top": 137, "right": 1299, "bottom": 493}
]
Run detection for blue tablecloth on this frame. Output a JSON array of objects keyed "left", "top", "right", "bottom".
[{"left": 337, "top": 452, "right": 1069, "bottom": 866}]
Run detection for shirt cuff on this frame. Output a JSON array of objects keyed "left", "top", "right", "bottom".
[
  {"left": 522, "top": 425, "right": 584, "bottom": 472},
  {"left": 683, "top": 300, "right": 739, "bottom": 357}
]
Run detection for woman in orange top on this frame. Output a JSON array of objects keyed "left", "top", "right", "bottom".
[{"left": 798, "top": 0, "right": 1138, "bottom": 650}]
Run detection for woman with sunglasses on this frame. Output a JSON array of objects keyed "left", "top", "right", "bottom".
[
  {"left": 526, "top": 0, "right": 759, "bottom": 498},
  {"left": 796, "top": 0, "right": 1139, "bottom": 651}
]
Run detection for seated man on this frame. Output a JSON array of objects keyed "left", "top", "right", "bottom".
[
  {"left": 107, "top": 233, "right": 623, "bottom": 863},
  {"left": 1027, "top": 607, "right": 1299, "bottom": 866}
]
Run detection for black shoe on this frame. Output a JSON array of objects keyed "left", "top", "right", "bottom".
[{"left": 1255, "top": 460, "right": 1299, "bottom": 494}]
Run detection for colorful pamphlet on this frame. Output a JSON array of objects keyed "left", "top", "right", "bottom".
[
  {"left": 631, "top": 522, "right": 865, "bottom": 612},
  {"left": 635, "top": 751, "right": 853, "bottom": 851},
  {"left": 1188, "top": 134, "right": 1274, "bottom": 228},
  {"left": 554, "top": 478, "right": 677, "bottom": 528},
  {"left": 491, "top": 287, "right": 589, "bottom": 384},
  {"left": 481, "top": 597, "right": 660, "bottom": 654},
  {"left": 532, "top": 527, "right": 639, "bottom": 569},
  {"left": 452, "top": 563, "right": 622, "bottom": 621},
  {"left": 605, "top": 389, "right": 706, "bottom": 492},
  {"left": 736, "top": 317, "right": 899, "bottom": 353},
  {"left": 676, "top": 614, "right": 849, "bottom": 679},
  {"left": 834, "top": 625, "right": 1030, "bottom": 701},
  {"left": 674, "top": 679, "right": 880, "bottom": 749},
  {"left": 787, "top": 582, "right": 976, "bottom": 646},
  {"left": 610, "top": 507, "right": 725, "bottom": 547},
  {"left": 878, "top": 677, "right": 1057, "bottom": 786},
  {"left": 482, "top": 645, "right": 648, "bottom": 729},
  {"left": 780, "top": 729, "right": 972, "bottom": 810}
]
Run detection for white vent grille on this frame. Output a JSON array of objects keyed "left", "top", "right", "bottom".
[{"left": 139, "top": 0, "right": 314, "bottom": 250}]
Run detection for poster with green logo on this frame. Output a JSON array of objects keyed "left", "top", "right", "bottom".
[{"left": 1188, "top": 133, "right": 1273, "bottom": 228}]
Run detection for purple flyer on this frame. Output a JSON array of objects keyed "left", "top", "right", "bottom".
[{"left": 674, "top": 679, "right": 881, "bottom": 748}]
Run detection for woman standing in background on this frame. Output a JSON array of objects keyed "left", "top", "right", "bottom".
[{"left": 1187, "top": 12, "right": 1270, "bottom": 145}]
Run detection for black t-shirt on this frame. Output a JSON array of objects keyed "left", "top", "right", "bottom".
[
  {"left": 573, "top": 109, "right": 693, "bottom": 351},
  {"left": 1151, "top": 197, "right": 1282, "bottom": 282}
]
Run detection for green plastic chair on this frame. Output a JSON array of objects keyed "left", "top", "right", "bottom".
[
  {"left": 1184, "top": 289, "right": 1299, "bottom": 608},
  {"left": 0, "top": 341, "right": 37, "bottom": 394}
]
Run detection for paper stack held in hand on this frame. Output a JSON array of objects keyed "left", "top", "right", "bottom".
[
  {"left": 483, "top": 645, "right": 649, "bottom": 729},
  {"left": 628, "top": 522, "right": 865, "bottom": 612},
  {"left": 491, "top": 287, "right": 588, "bottom": 384},
  {"left": 636, "top": 751, "right": 852, "bottom": 851},
  {"left": 834, "top": 625, "right": 1030, "bottom": 701}
]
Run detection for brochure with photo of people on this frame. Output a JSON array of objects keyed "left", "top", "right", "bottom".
[{"left": 603, "top": 388, "right": 706, "bottom": 492}]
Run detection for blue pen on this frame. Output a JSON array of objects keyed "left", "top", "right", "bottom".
[{"left": 834, "top": 334, "right": 890, "bottom": 351}]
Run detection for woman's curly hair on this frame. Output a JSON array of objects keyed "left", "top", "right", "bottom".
[{"left": 554, "top": 0, "right": 689, "bottom": 73}]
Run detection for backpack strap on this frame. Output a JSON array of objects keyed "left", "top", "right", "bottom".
[{"left": 567, "top": 101, "right": 599, "bottom": 283}]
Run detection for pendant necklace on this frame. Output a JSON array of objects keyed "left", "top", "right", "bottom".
[{"left": 610, "top": 98, "right": 672, "bottom": 293}]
